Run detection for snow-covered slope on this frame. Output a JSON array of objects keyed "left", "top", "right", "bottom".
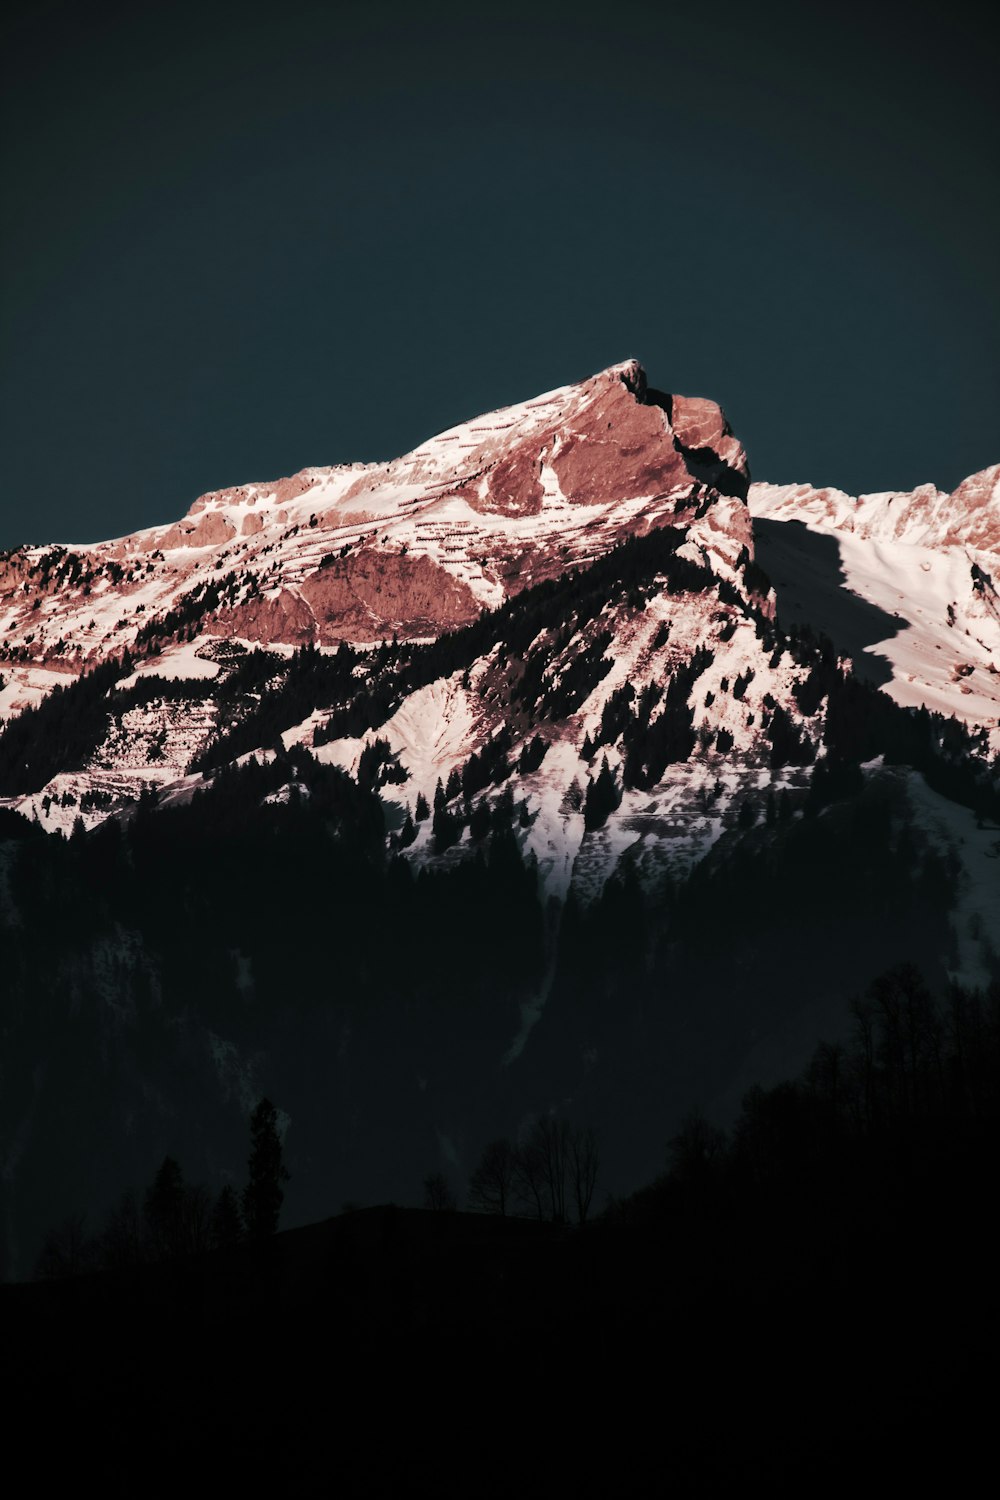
[
  {"left": 2, "top": 364, "right": 998, "bottom": 968},
  {"left": 0, "top": 359, "right": 766, "bottom": 847},
  {"left": 750, "top": 469, "right": 1000, "bottom": 736}
]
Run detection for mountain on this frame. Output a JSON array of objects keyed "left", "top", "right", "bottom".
[
  {"left": 1, "top": 361, "right": 998, "bottom": 1281},
  {"left": 0, "top": 358, "right": 748, "bottom": 679},
  {"left": 750, "top": 466, "right": 1000, "bottom": 730}
]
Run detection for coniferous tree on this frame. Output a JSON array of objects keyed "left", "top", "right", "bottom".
[
  {"left": 737, "top": 798, "right": 757, "bottom": 829},
  {"left": 102, "top": 1189, "right": 147, "bottom": 1270},
  {"left": 431, "top": 799, "right": 463, "bottom": 852},
  {"left": 211, "top": 1185, "right": 243, "bottom": 1249},
  {"left": 144, "top": 1156, "right": 186, "bottom": 1259},
  {"left": 397, "top": 810, "right": 417, "bottom": 848},
  {"left": 469, "top": 799, "right": 492, "bottom": 842},
  {"left": 242, "top": 1098, "right": 289, "bottom": 1239},
  {"left": 584, "top": 757, "right": 621, "bottom": 831}
]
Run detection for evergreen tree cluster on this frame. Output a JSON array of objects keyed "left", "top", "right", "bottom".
[
  {"left": 430, "top": 781, "right": 531, "bottom": 853},
  {"left": 132, "top": 570, "right": 247, "bottom": 654},
  {"left": 356, "top": 738, "right": 407, "bottom": 793},
  {"left": 457, "top": 728, "right": 513, "bottom": 799},
  {"left": 34, "top": 1096, "right": 290, "bottom": 1280},
  {"left": 580, "top": 646, "right": 715, "bottom": 792},
  {"left": 0, "top": 657, "right": 127, "bottom": 795},
  {"left": 764, "top": 701, "right": 816, "bottom": 769},
  {"left": 606, "top": 961, "right": 1000, "bottom": 1228},
  {"left": 193, "top": 641, "right": 361, "bottom": 772},
  {"left": 781, "top": 624, "right": 1000, "bottom": 819}
]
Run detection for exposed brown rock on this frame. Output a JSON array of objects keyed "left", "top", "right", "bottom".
[
  {"left": 154, "top": 511, "right": 237, "bottom": 551},
  {"left": 270, "top": 472, "right": 319, "bottom": 506},
  {"left": 550, "top": 378, "right": 685, "bottom": 506},
  {"left": 213, "top": 548, "right": 481, "bottom": 645},
  {"left": 297, "top": 549, "right": 480, "bottom": 641},
  {"left": 476, "top": 448, "right": 545, "bottom": 516},
  {"left": 212, "top": 588, "right": 317, "bottom": 647},
  {"left": 671, "top": 395, "right": 747, "bottom": 473}
]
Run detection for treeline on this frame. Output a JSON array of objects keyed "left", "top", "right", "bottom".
[
  {"left": 34, "top": 1099, "right": 288, "bottom": 1280},
  {"left": 0, "top": 652, "right": 217, "bottom": 797},
  {"left": 0, "top": 740, "right": 549, "bottom": 1280},
  {"left": 464, "top": 1119, "right": 600, "bottom": 1225},
  {"left": 410, "top": 731, "right": 547, "bottom": 851},
  {"left": 0, "top": 658, "right": 126, "bottom": 795},
  {"left": 607, "top": 961, "right": 1000, "bottom": 1228},
  {"left": 192, "top": 641, "right": 363, "bottom": 772}
]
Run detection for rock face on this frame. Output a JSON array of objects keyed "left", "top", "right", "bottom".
[
  {"left": 216, "top": 553, "right": 483, "bottom": 646},
  {"left": 0, "top": 360, "right": 750, "bottom": 675}
]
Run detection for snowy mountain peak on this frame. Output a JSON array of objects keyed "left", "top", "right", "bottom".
[{"left": 0, "top": 362, "right": 753, "bottom": 696}]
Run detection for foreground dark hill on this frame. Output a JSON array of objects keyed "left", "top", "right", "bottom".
[{"left": 5, "top": 1058, "right": 997, "bottom": 1497}]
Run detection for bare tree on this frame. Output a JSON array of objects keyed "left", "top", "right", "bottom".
[
  {"left": 512, "top": 1133, "right": 546, "bottom": 1220},
  {"left": 569, "top": 1127, "right": 600, "bottom": 1225},
  {"left": 34, "top": 1213, "right": 96, "bottom": 1280},
  {"left": 468, "top": 1138, "right": 516, "bottom": 1215},
  {"left": 668, "top": 1111, "right": 727, "bottom": 1188},
  {"left": 514, "top": 1118, "right": 570, "bottom": 1223},
  {"left": 423, "top": 1172, "right": 456, "bottom": 1211},
  {"left": 537, "top": 1117, "right": 570, "bottom": 1223}
]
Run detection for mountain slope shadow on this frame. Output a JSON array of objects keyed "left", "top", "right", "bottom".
[{"left": 753, "top": 517, "right": 904, "bottom": 689}]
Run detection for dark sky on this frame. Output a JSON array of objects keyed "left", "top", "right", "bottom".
[{"left": 2, "top": 0, "right": 998, "bottom": 548}]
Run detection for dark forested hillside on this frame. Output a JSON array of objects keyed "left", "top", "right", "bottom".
[{"left": 0, "top": 713, "right": 979, "bottom": 1283}]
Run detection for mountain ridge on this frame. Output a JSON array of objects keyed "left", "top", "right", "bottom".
[
  {"left": 0, "top": 360, "right": 749, "bottom": 683},
  {"left": 3, "top": 365, "right": 1000, "bottom": 1283}
]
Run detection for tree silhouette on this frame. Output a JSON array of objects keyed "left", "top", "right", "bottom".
[
  {"left": 569, "top": 1127, "right": 600, "bottom": 1225},
  {"left": 144, "top": 1156, "right": 186, "bottom": 1260},
  {"left": 101, "top": 1189, "right": 147, "bottom": 1270},
  {"left": 33, "top": 1213, "right": 96, "bottom": 1280},
  {"left": 468, "top": 1139, "right": 516, "bottom": 1216},
  {"left": 242, "top": 1098, "right": 289, "bottom": 1239},
  {"left": 423, "top": 1172, "right": 456, "bottom": 1211},
  {"left": 516, "top": 1118, "right": 570, "bottom": 1222},
  {"left": 211, "top": 1185, "right": 243, "bottom": 1249}
]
